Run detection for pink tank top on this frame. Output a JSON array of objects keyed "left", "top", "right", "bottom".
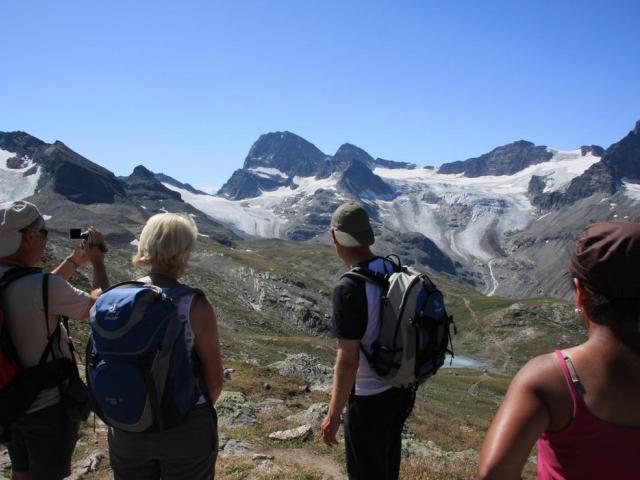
[{"left": 536, "top": 350, "right": 640, "bottom": 479}]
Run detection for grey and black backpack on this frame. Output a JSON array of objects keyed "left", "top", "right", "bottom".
[{"left": 342, "top": 255, "right": 456, "bottom": 389}]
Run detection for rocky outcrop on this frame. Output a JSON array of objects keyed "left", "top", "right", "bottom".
[
  {"left": 270, "top": 353, "right": 333, "bottom": 391},
  {"left": 218, "top": 168, "right": 294, "bottom": 200},
  {"left": 215, "top": 391, "right": 260, "bottom": 428},
  {"left": 580, "top": 145, "right": 605, "bottom": 157},
  {"left": 285, "top": 403, "right": 329, "bottom": 427},
  {"left": 439, "top": 140, "right": 553, "bottom": 177},
  {"left": 533, "top": 121, "right": 640, "bottom": 208}
]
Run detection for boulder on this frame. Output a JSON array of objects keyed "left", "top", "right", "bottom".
[
  {"left": 267, "top": 424, "right": 313, "bottom": 441},
  {"left": 215, "top": 391, "right": 259, "bottom": 428},
  {"left": 285, "top": 402, "right": 329, "bottom": 427}
]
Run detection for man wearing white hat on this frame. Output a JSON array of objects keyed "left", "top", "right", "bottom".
[{"left": 0, "top": 200, "right": 109, "bottom": 480}]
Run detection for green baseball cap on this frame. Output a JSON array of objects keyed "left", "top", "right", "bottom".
[{"left": 331, "top": 202, "right": 374, "bottom": 247}]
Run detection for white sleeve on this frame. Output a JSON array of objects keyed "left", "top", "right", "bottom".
[{"left": 47, "top": 274, "right": 91, "bottom": 319}]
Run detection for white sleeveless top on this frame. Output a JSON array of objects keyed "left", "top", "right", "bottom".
[{"left": 174, "top": 291, "right": 206, "bottom": 405}]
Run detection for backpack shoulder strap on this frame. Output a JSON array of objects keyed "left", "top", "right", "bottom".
[
  {"left": 0, "top": 267, "right": 43, "bottom": 289},
  {"left": 101, "top": 280, "right": 150, "bottom": 294},
  {"left": 384, "top": 254, "right": 403, "bottom": 272},
  {"left": 165, "top": 284, "right": 205, "bottom": 303},
  {"left": 341, "top": 268, "right": 389, "bottom": 288},
  {"left": 37, "top": 273, "right": 62, "bottom": 365}
]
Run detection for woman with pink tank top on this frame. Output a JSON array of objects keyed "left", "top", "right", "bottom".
[{"left": 478, "top": 221, "right": 640, "bottom": 479}]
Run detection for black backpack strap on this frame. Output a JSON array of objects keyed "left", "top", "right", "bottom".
[
  {"left": 0, "top": 267, "right": 43, "bottom": 289},
  {"left": 342, "top": 268, "right": 389, "bottom": 288},
  {"left": 37, "top": 274, "right": 62, "bottom": 366},
  {"left": 385, "top": 254, "right": 403, "bottom": 272}
]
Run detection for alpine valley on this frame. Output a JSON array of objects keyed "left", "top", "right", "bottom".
[{"left": 0, "top": 122, "right": 638, "bottom": 479}]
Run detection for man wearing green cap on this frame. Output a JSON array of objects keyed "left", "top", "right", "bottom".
[
  {"left": 0, "top": 200, "right": 110, "bottom": 480},
  {"left": 320, "top": 202, "right": 414, "bottom": 480}
]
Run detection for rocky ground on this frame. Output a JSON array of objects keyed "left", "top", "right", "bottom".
[
  {"left": 1, "top": 351, "right": 535, "bottom": 480},
  {"left": 0, "top": 231, "right": 582, "bottom": 479}
]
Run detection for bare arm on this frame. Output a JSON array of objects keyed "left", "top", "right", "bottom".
[
  {"left": 320, "top": 339, "right": 360, "bottom": 446},
  {"left": 51, "top": 226, "right": 109, "bottom": 290},
  {"left": 478, "top": 356, "right": 556, "bottom": 479},
  {"left": 190, "top": 295, "right": 224, "bottom": 403}
]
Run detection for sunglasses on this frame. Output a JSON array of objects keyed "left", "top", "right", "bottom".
[{"left": 21, "top": 227, "right": 48, "bottom": 238}]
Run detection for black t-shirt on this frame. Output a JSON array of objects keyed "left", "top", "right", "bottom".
[
  {"left": 331, "top": 275, "right": 368, "bottom": 339},
  {"left": 332, "top": 257, "right": 387, "bottom": 340}
]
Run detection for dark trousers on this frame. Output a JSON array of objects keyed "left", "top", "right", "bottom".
[
  {"left": 344, "top": 387, "right": 414, "bottom": 480},
  {"left": 8, "top": 404, "right": 80, "bottom": 480},
  {"left": 108, "top": 404, "right": 218, "bottom": 480}
]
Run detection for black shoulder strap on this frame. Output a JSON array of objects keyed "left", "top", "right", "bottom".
[
  {"left": 342, "top": 269, "right": 389, "bottom": 288},
  {"left": 385, "top": 254, "right": 403, "bottom": 272},
  {"left": 0, "top": 266, "right": 43, "bottom": 290},
  {"left": 37, "top": 274, "right": 61, "bottom": 366}
]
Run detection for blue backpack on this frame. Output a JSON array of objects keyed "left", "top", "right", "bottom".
[{"left": 86, "top": 281, "right": 204, "bottom": 432}]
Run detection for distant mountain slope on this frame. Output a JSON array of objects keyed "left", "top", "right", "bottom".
[
  {"left": 175, "top": 122, "right": 639, "bottom": 297},
  {"left": 2, "top": 121, "right": 639, "bottom": 300},
  {"left": 0, "top": 131, "right": 239, "bottom": 246},
  {"left": 0, "top": 131, "right": 126, "bottom": 204}
]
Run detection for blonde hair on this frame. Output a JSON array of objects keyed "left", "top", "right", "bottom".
[{"left": 133, "top": 213, "right": 198, "bottom": 272}]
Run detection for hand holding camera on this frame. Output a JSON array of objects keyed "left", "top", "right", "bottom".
[{"left": 69, "top": 226, "right": 108, "bottom": 265}]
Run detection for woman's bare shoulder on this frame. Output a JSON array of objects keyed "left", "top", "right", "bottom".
[{"left": 515, "top": 352, "right": 564, "bottom": 392}]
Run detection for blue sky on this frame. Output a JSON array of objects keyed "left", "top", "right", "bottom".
[{"left": 1, "top": 0, "right": 638, "bottom": 190}]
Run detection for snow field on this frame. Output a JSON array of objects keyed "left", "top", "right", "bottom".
[{"left": 0, "top": 148, "right": 41, "bottom": 204}]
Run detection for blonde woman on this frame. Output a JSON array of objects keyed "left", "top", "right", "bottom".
[{"left": 107, "top": 213, "right": 224, "bottom": 480}]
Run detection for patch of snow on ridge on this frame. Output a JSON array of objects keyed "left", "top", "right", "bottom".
[
  {"left": 0, "top": 148, "right": 41, "bottom": 204},
  {"left": 164, "top": 183, "right": 285, "bottom": 237},
  {"left": 377, "top": 197, "right": 445, "bottom": 248},
  {"left": 248, "top": 167, "right": 288, "bottom": 179},
  {"left": 622, "top": 180, "right": 640, "bottom": 202},
  {"left": 164, "top": 174, "right": 340, "bottom": 238},
  {"left": 539, "top": 149, "right": 601, "bottom": 193}
]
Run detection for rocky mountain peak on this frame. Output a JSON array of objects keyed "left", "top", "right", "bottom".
[
  {"left": 123, "top": 165, "right": 182, "bottom": 202},
  {"left": 242, "top": 131, "right": 327, "bottom": 177},
  {"left": 130, "top": 165, "right": 156, "bottom": 179},
  {"left": 333, "top": 143, "right": 374, "bottom": 167},
  {"left": 336, "top": 159, "right": 395, "bottom": 199},
  {"left": 0, "top": 131, "right": 47, "bottom": 157},
  {"left": 438, "top": 140, "right": 553, "bottom": 177},
  {"left": 580, "top": 145, "right": 605, "bottom": 157}
]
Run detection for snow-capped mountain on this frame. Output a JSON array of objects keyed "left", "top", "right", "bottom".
[
  {"left": 1, "top": 121, "right": 638, "bottom": 299},
  {"left": 0, "top": 132, "right": 239, "bottom": 245},
  {"left": 161, "top": 122, "right": 640, "bottom": 297}
]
